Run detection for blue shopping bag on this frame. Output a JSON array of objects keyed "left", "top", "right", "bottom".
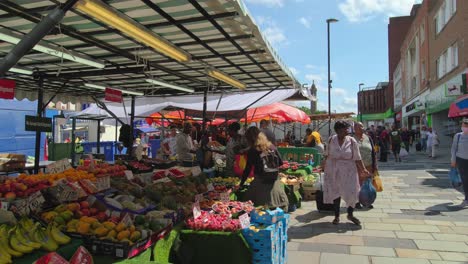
[
  {"left": 359, "top": 178, "right": 377, "bottom": 207},
  {"left": 449, "top": 168, "right": 462, "bottom": 188}
]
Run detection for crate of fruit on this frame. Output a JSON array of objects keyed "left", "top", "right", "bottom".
[{"left": 250, "top": 208, "right": 284, "bottom": 225}]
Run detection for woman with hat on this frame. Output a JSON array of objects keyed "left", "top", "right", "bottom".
[
  {"left": 451, "top": 118, "right": 468, "bottom": 207},
  {"left": 323, "top": 120, "right": 369, "bottom": 225}
]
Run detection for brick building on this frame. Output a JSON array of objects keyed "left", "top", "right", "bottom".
[{"left": 357, "top": 82, "right": 392, "bottom": 126}]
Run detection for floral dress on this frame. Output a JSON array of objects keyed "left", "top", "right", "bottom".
[{"left": 323, "top": 135, "right": 361, "bottom": 207}]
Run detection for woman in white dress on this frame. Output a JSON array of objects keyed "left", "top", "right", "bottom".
[{"left": 323, "top": 120, "right": 369, "bottom": 225}]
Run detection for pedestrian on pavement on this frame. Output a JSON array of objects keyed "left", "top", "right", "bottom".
[
  {"left": 431, "top": 129, "right": 440, "bottom": 159},
  {"left": 312, "top": 128, "right": 324, "bottom": 153},
  {"left": 353, "top": 122, "right": 377, "bottom": 209},
  {"left": 451, "top": 118, "right": 468, "bottom": 207},
  {"left": 421, "top": 126, "right": 428, "bottom": 152},
  {"left": 323, "top": 120, "right": 369, "bottom": 225},
  {"left": 260, "top": 119, "right": 276, "bottom": 145},
  {"left": 401, "top": 127, "right": 411, "bottom": 152},
  {"left": 389, "top": 125, "right": 402, "bottom": 162},
  {"left": 378, "top": 127, "right": 389, "bottom": 162},
  {"left": 427, "top": 127, "right": 434, "bottom": 158}
]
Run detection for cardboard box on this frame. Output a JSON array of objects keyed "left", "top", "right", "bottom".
[{"left": 0, "top": 153, "right": 26, "bottom": 172}]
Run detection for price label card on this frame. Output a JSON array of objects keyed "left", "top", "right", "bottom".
[
  {"left": 28, "top": 191, "right": 45, "bottom": 212},
  {"left": 46, "top": 159, "right": 71, "bottom": 174},
  {"left": 0, "top": 201, "right": 8, "bottom": 211},
  {"left": 191, "top": 166, "right": 201, "bottom": 177},
  {"left": 194, "top": 194, "right": 204, "bottom": 203},
  {"left": 220, "top": 192, "right": 230, "bottom": 202},
  {"left": 95, "top": 176, "right": 110, "bottom": 191},
  {"left": 10, "top": 199, "right": 29, "bottom": 216},
  {"left": 124, "top": 170, "right": 134, "bottom": 180},
  {"left": 111, "top": 211, "right": 121, "bottom": 219},
  {"left": 239, "top": 213, "right": 250, "bottom": 229},
  {"left": 207, "top": 183, "right": 214, "bottom": 191},
  {"left": 193, "top": 202, "right": 201, "bottom": 219},
  {"left": 120, "top": 213, "right": 133, "bottom": 227}
]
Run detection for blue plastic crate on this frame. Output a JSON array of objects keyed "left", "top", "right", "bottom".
[
  {"left": 251, "top": 208, "right": 285, "bottom": 225},
  {"left": 280, "top": 214, "right": 290, "bottom": 229},
  {"left": 242, "top": 223, "right": 278, "bottom": 243}
]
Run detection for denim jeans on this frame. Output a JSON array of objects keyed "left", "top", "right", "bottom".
[{"left": 421, "top": 138, "right": 427, "bottom": 151}]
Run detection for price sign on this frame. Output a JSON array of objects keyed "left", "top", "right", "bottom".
[
  {"left": 10, "top": 199, "right": 29, "bottom": 216},
  {"left": 193, "top": 202, "right": 201, "bottom": 219},
  {"left": 239, "top": 213, "right": 250, "bottom": 229},
  {"left": 28, "top": 191, "right": 45, "bottom": 213},
  {"left": 207, "top": 183, "right": 214, "bottom": 191},
  {"left": 0, "top": 201, "right": 8, "bottom": 211},
  {"left": 111, "top": 211, "right": 121, "bottom": 219},
  {"left": 47, "top": 159, "right": 71, "bottom": 174},
  {"left": 220, "top": 192, "right": 230, "bottom": 202},
  {"left": 95, "top": 176, "right": 110, "bottom": 191},
  {"left": 195, "top": 194, "right": 204, "bottom": 203},
  {"left": 191, "top": 166, "right": 201, "bottom": 177},
  {"left": 124, "top": 170, "right": 134, "bottom": 180},
  {"left": 120, "top": 213, "right": 133, "bottom": 227}
]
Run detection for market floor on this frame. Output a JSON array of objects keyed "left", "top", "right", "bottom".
[{"left": 287, "top": 150, "right": 468, "bottom": 264}]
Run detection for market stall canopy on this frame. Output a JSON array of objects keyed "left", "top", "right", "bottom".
[
  {"left": 0, "top": 0, "right": 300, "bottom": 104},
  {"left": 448, "top": 94, "right": 468, "bottom": 118},
  {"left": 67, "top": 88, "right": 297, "bottom": 121},
  {"left": 241, "top": 102, "right": 310, "bottom": 124}
]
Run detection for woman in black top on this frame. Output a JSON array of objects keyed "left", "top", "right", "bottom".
[{"left": 240, "top": 126, "right": 288, "bottom": 210}]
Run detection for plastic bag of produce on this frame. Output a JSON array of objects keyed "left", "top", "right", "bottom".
[
  {"left": 449, "top": 168, "right": 462, "bottom": 188},
  {"left": 359, "top": 178, "right": 376, "bottom": 207}
]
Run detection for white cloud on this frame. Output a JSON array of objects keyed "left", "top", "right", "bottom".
[
  {"left": 343, "top": 97, "right": 358, "bottom": 106},
  {"left": 245, "top": 0, "right": 285, "bottom": 7},
  {"left": 256, "top": 16, "right": 288, "bottom": 48},
  {"left": 299, "top": 17, "right": 311, "bottom": 29},
  {"left": 289, "top": 67, "right": 299, "bottom": 76},
  {"left": 331, "top": 88, "right": 346, "bottom": 96},
  {"left": 305, "top": 74, "right": 324, "bottom": 83},
  {"left": 305, "top": 64, "right": 318, "bottom": 70},
  {"left": 338, "top": 0, "right": 420, "bottom": 23}
]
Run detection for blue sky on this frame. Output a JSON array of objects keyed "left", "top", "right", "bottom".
[{"left": 243, "top": 0, "right": 421, "bottom": 114}]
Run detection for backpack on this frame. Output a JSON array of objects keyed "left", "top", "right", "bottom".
[{"left": 259, "top": 148, "right": 280, "bottom": 183}]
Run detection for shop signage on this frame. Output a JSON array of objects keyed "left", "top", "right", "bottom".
[
  {"left": 25, "top": 115, "right": 52, "bottom": 132},
  {"left": 105, "top": 87, "right": 122, "bottom": 103},
  {"left": 0, "top": 79, "right": 15, "bottom": 100},
  {"left": 405, "top": 101, "right": 424, "bottom": 113},
  {"left": 395, "top": 111, "right": 402, "bottom": 121}
]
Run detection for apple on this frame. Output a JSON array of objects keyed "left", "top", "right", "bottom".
[
  {"left": 67, "top": 203, "right": 81, "bottom": 212},
  {"left": 4, "top": 192, "right": 16, "bottom": 202},
  {"left": 81, "top": 208, "right": 90, "bottom": 216},
  {"left": 79, "top": 201, "right": 90, "bottom": 209},
  {"left": 96, "top": 212, "right": 107, "bottom": 222},
  {"left": 89, "top": 208, "right": 98, "bottom": 216}
]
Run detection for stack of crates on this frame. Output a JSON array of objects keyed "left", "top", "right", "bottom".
[{"left": 242, "top": 208, "right": 289, "bottom": 264}]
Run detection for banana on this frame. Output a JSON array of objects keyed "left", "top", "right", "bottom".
[
  {"left": 33, "top": 227, "right": 58, "bottom": 252},
  {"left": 14, "top": 226, "right": 41, "bottom": 250},
  {"left": 0, "top": 245, "right": 12, "bottom": 264},
  {"left": 8, "top": 234, "right": 33, "bottom": 254},
  {"left": 48, "top": 224, "right": 71, "bottom": 245},
  {"left": 0, "top": 226, "right": 22, "bottom": 258}
]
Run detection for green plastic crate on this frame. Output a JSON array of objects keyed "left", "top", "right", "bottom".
[{"left": 278, "top": 147, "right": 322, "bottom": 166}]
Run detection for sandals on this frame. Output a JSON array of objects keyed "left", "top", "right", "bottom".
[
  {"left": 347, "top": 215, "right": 361, "bottom": 226},
  {"left": 332, "top": 217, "right": 340, "bottom": 225}
]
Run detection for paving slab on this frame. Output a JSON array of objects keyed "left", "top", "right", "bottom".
[
  {"left": 364, "top": 237, "right": 418, "bottom": 249},
  {"left": 414, "top": 240, "right": 468, "bottom": 253},
  {"left": 350, "top": 246, "right": 396, "bottom": 257},
  {"left": 297, "top": 242, "right": 350, "bottom": 254},
  {"left": 395, "top": 248, "right": 441, "bottom": 260},
  {"left": 286, "top": 251, "right": 320, "bottom": 264},
  {"left": 320, "top": 253, "right": 370, "bottom": 264},
  {"left": 371, "top": 256, "right": 431, "bottom": 264}
]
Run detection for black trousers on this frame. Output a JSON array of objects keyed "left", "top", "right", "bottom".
[
  {"left": 457, "top": 157, "right": 468, "bottom": 200},
  {"left": 333, "top": 197, "right": 354, "bottom": 218}
]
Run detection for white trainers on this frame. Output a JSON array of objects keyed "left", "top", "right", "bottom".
[{"left": 459, "top": 200, "right": 468, "bottom": 207}]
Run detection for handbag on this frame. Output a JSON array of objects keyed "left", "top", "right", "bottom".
[
  {"left": 449, "top": 168, "right": 462, "bottom": 188},
  {"left": 233, "top": 154, "right": 253, "bottom": 177},
  {"left": 372, "top": 170, "right": 383, "bottom": 192}
]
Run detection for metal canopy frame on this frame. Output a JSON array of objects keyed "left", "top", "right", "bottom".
[{"left": 0, "top": 0, "right": 299, "bottom": 100}]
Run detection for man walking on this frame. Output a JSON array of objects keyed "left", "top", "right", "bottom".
[
  {"left": 421, "top": 126, "right": 428, "bottom": 152},
  {"left": 389, "top": 125, "right": 402, "bottom": 162}
]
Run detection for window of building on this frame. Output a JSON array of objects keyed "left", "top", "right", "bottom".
[
  {"left": 435, "top": 0, "right": 457, "bottom": 35},
  {"left": 420, "top": 24, "right": 425, "bottom": 44},
  {"left": 451, "top": 42, "right": 458, "bottom": 69},
  {"left": 436, "top": 43, "right": 458, "bottom": 79},
  {"left": 421, "top": 61, "right": 426, "bottom": 85}
]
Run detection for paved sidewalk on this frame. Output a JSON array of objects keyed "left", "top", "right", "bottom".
[{"left": 287, "top": 150, "right": 468, "bottom": 264}]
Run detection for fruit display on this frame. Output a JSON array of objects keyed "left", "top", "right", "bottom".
[
  {"left": 0, "top": 178, "right": 50, "bottom": 200},
  {"left": 166, "top": 168, "right": 185, "bottom": 178},
  {"left": 211, "top": 201, "right": 255, "bottom": 215},
  {"left": 279, "top": 173, "right": 302, "bottom": 185},
  {"left": 96, "top": 193, "right": 155, "bottom": 214},
  {"left": 126, "top": 161, "right": 152, "bottom": 173},
  {"left": 0, "top": 218, "right": 71, "bottom": 263},
  {"left": 185, "top": 211, "right": 241, "bottom": 232},
  {"left": 76, "top": 163, "right": 127, "bottom": 177},
  {"left": 141, "top": 158, "right": 176, "bottom": 169},
  {"left": 207, "top": 177, "right": 253, "bottom": 187}
]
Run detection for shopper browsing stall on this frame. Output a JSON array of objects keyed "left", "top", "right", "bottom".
[
  {"left": 240, "top": 126, "right": 288, "bottom": 211},
  {"left": 162, "top": 126, "right": 178, "bottom": 157},
  {"left": 225, "top": 122, "right": 247, "bottom": 177},
  {"left": 323, "top": 120, "right": 369, "bottom": 225},
  {"left": 176, "top": 122, "right": 196, "bottom": 163},
  {"left": 260, "top": 119, "right": 276, "bottom": 145}
]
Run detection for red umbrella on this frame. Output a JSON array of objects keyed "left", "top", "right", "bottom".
[
  {"left": 146, "top": 110, "right": 190, "bottom": 125},
  {"left": 241, "top": 103, "right": 310, "bottom": 124}
]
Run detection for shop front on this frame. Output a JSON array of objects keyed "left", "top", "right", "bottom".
[
  {"left": 426, "top": 70, "right": 467, "bottom": 147},
  {"left": 402, "top": 90, "right": 430, "bottom": 131},
  {"left": 360, "top": 108, "right": 394, "bottom": 128}
]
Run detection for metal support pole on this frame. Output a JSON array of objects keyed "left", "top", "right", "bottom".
[
  {"left": 71, "top": 117, "right": 76, "bottom": 166},
  {"left": 97, "top": 120, "right": 101, "bottom": 154},
  {"left": 34, "top": 76, "right": 44, "bottom": 174},
  {"left": 202, "top": 86, "right": 208, "bottom": 131},
  {"left": 327, "top": 21, "right": 332, "bottom": 138}
]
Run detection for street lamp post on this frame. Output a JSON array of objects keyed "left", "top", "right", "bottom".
[
  {"left": 358, "top": 83, "right": 364, "bottom": 122},
  {"left": 327, "top": 18, "right": 338, "bottom": 138}
]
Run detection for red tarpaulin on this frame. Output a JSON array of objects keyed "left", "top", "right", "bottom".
[
  {"left": 146, "top": 110, "right": 189, "bottom": 125},
  {"left": 241, "top": 102, "right": 310, "bottom": 124},
  {"left": 448, "top": 94, "right": 468, "bottom": 118}
]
